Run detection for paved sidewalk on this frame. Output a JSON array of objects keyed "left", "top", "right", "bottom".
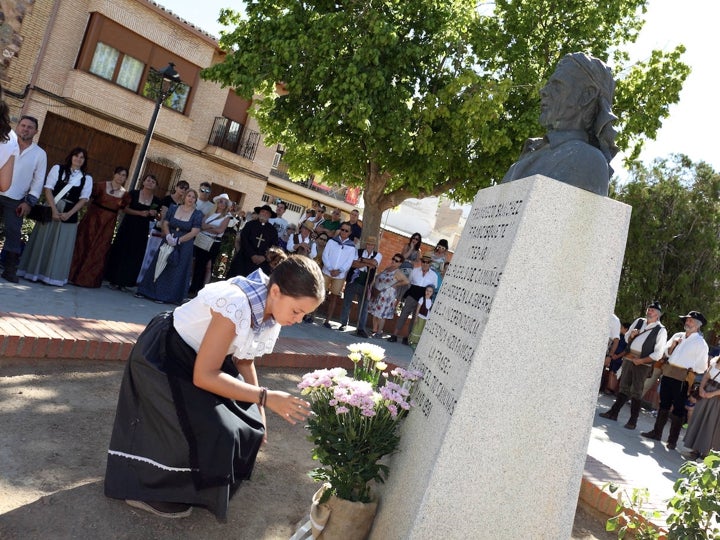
[
  {"left": 0, "top": 279, "right": 688, "bottom": 533},
  {"left": 0, "top": 279, "right": 413, "bottom": 368}
]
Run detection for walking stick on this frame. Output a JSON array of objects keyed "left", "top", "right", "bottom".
[{"left": 355, "top": 271, "right": 371, "bottom": 332}]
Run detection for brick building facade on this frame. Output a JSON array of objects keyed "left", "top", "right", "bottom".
[{"left": 1, "top": 0, "right": 284, "bottom": 210}]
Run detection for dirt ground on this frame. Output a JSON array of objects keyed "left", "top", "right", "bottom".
[{"left": 0, "top": 358, "right": 613, "bottom": 539}]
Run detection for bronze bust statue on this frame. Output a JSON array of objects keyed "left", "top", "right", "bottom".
[{"left": 502, "top": 53, "right": 618, "bottom": 196}]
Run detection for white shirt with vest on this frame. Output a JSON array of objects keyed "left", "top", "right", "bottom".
[{"left": 627, "top": 318, "right": 667, "bottom": 361}]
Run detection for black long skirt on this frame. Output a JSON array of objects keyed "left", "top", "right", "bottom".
[{"left": 104, "top": 312, "right": 265, "bottom": 521}]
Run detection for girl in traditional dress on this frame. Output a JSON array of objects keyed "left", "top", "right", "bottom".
[
  {"left": 683, "top": 357, "right": 720, "bottom": 460},
  {"left": 105, "top": 255, "right": 324, "bottom": 520},
  {"left": 105, "top": 174, "right": 161, "bottom": 290},
  {"left": 17, "top": 147, "right": 92, "bottom": 286},
  {"left": 135, "top": 189, "right": 203, "bottom": 304},
  {"left": 68, "top": 166, "right": 128, "bottom": 287}
]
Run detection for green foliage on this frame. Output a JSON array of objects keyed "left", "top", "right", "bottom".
[
  {"left": 203, "top": 0, "right": 689, "bottom": 237},
  {"left": 605, "top": 451, "right": 720, "bottom": 539},
  {"left": 613, "top": 156, "right": 720, "bottom": 329},
  {"left": 605, "top": 484, "right": 662, "bottom": 539},
  {"left": 297, "top": 343, "right": 422, "bottom": 503},
  {"left": 666, "top": 452, "right": 720, "bottom": 539}
]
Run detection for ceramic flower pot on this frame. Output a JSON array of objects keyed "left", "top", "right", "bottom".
[{"left": 310, "top": 484, "right": 378, "bottom": 540}]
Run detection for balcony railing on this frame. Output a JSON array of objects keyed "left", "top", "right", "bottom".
[{"left": 208, "top": 117, "right": 260, "bottom": 161}]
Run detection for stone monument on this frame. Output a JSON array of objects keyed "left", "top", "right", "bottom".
[{"left": 370, "top": 175, "right": 631, "bottom": 538}]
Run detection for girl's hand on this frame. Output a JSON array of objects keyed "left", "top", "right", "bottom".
[{"left": 266, "top": 391, "right": 311, "bottom": 424}]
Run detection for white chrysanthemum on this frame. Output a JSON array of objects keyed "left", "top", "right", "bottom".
[{"left": 358, "top": 343, "right": 386, "bottom": 362}]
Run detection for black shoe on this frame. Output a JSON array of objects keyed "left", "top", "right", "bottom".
[
  {"left": 387, "top": 335, "right": 397, "bottom": 343},
  {"left": 338, "top": 325, "right": 347, "bottom": 331},
  {"left": 641, "top": 430, "right": 661, "bottom": 440},
  {"left": 303, "top": 315, "right": 314, "bottom": 324},
  {"left": 355, "top": 329, "right": 369, "bottom": 338},
  {"left": 126, "top": 499, "right": 192, "bottom": 518},
  {"left": 322, "top": 321, "right": 332, "bottom": 329},
  {"left": 623, "top": 422, "right": 636, "bottom": 430},
  {"left": 402, "top": 337, "right": 409, "bottom": 346},
  {"left": 133, "top": 292, "right": 145, "bottom": 299},
  {"left": 666, "top": 441, "right": 677, "bottom": 450},
  {"left": 599, "top": 411, "right": 618, "bottom": 421}
]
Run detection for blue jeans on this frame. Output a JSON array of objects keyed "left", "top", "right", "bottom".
[{"left": 340, "top": 279, "right": 370, "bottom": 331}]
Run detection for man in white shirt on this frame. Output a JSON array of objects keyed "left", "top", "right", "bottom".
[
  {"left": 388, "top": 255, "right": 438, "bottom": 346},
  {"left": 641, "top": 310, "right": 708, "bottom": 449},
  {"left": 600, "top": 301, "right": 668, "bottom": 429},
  {"left": 320, "top": 223, "right": 356, "bottom": 328},
  {"left": 1, "top": 116, "right": 46, "bottom": 283},
  {"left": 338, "top": 235, "right": 381, "bottom": 337}
]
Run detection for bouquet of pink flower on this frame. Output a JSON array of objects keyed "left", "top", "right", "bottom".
[{"left": 298, "top": 343, "right": 423, "bottom": 503}]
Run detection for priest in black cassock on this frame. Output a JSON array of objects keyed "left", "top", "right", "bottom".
[{"left": 227, "top": 205, "right": 279, "bottom": 277}]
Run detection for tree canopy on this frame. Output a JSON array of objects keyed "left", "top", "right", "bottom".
[
  {"left": 613, "top": 156, "right": 720, "bottom": 335},
  {"left": 203, "top": 0, "right": 690, "bottom": 239}
]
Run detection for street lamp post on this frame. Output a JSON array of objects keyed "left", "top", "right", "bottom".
[{"left": 128, "top": 62, "right": 182, "bottom": 192}]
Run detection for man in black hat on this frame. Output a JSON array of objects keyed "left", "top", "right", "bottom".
[
  {"left": 227, "top": 204, "right": 278, "bottom": 277},
  {"left": 600, "top": 301, "right": 668, "bottom": 429},
  {"left": 641, "top": 310, "right": 709, "bottom": 449}
]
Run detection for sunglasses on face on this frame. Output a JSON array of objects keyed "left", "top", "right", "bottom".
[
  {"left": 340, "top": 228, "right": 351, "bottom": 233},
  {"left": 200, "top": 188, "right": 210, "bottom": 193},
  {"left": 392, "top": 258, "right": 402, "bottom": 263}
]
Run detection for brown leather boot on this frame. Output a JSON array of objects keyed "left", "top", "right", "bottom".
[
  {"left": 641, "top": 408, "right": 669, "bottom": 440},
  {"left": 600, "top": 393, "right": 628, "bottom": 421},
  {"left": 623, "top": 398, "right": 642, "bottom": 429}
]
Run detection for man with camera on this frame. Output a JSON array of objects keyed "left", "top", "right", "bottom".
[{"left": 286, "top": 221, "right": 317, "bottom": 259}]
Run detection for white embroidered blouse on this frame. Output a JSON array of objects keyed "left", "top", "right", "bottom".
[{"left": 172, "top": 276, "right": 280, "bottom": 359}]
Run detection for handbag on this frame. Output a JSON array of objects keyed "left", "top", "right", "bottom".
[
  {"left": 194, "top": 232, "right": 215, "bottom": 251},
  {"left": 27, "top": 180, "right": 75, "bottom": 223},
  {"left": 27, "top": 204, "right": 53, "bottom": 223}
]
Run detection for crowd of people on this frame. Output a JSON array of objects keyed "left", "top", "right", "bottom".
[
  {"left": 0, "top": 103, "right": 449, "bottom": 345},
  {"left": 600, "top": 303, "right": 720, "bottom": 461}
]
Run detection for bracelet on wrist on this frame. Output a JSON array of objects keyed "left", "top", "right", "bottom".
[{"left": 258, "top": 387, "right": 268, "bottom": 407}]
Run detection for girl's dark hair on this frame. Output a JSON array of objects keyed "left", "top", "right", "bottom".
[
  {"left": 269, "top": 255, "right": 325, "bottom": 301},
  {"left": 265, "top": 246, "right": 288, "bottom": 270},
  {"left": 436, "top": 238, "right": 449, "bottom": 250},
  {"left": 143, "top": 173, "right": 158, "bottom": 183},
  {"left": 114, "top": 166, "right": 129, "bottom": 175},
  {"left": 409, "top": 233, "right": 422, "bottom": 246},
  {"left": 0, "top": 87, "right": 10, "bottom": 143},
  {"left": 63, "top": 147, "right": 89, "bottom": 173}
]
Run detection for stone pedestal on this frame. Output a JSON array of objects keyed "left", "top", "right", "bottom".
[{"left": 370, "top": 175, "right": 631, "bottom": 539}]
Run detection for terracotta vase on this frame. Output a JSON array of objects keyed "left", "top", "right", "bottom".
[{"left": 310, "top": 484, "right": 378, "bottom": 540}]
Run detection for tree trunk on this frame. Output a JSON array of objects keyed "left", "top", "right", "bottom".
[{"left": 360, "top": 162, "right": 393, "bottom": 244}]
